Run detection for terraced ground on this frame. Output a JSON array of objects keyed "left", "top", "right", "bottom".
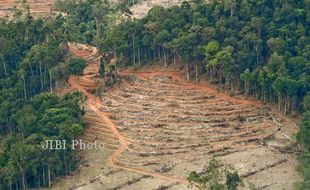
[
  {"left": 0, "top": 0, "right": 56, "bottom": 18},
  {"left": 51, "top": 44, "right": 300, "bottom": 190},
  {"left": 0, "top": 0, "right": 182, "bottom": 19}
]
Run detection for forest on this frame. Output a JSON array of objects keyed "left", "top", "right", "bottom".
[
  {"left": 52, "top": 0, "right": 309, "bottom": 115},
  {"left": 97, "top": 0, "right": 309, "bottom": 115},
  {"left": 53, "top": 0, "right": 310, "bottom": 188},
  {"left": 0, "top": 0, "right": 309, "bottom": 189},
  {"left": 0, "top": 10, "right": 86, "bottom": 190}
]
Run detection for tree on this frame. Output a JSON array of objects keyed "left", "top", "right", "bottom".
[
  {"left": 154, "top": 29, "right": 171, "bottom": 67},
  {"left": 267, "top": 38, "right": 285, "bottom": 54},
  {"left": 0, "top": 9, "right": 84, "bottom": 189},
  {"left": 203, "top": 41, "right": 220, "bottom": 81},
  {"left": 213, "top": 46, "right": 235, "bottom": 90},
  {"left": 224, "top": 0, "right": 237, "bottom": 17},
  {"left": 99, "top": 57, "right": 106, "bottom": 77},
  {"left": 66, "top": 57, "right": 86, "bottom": 75},
  {"left": 0, "top": 37, "right": 10, "bottom": 77},
  {"left": 241, "top": 69, "right": 251, "bottom": 97},
  {"left": 296, "top": 111, "right": 310, "bottom": 189},
  {"left": 12, "top": 105, "right": 36, "bottom": 137},
  {"left": 27, "top": 45, "right": 46, "bottom": 90},
  {"left": 188, "top": 157, "right": 241, "bottom": 190},
  {"left": 1, "top": 0, "right": 310, "bottom": 188},
  {"left": 91, "top": 2, "right": 110, "bottom": 46},
  {"left": 302, "top": 94, "right": 310, "bottom": 112},
  {"left": 18, "top": 69, "right": 27, "bottom": 100},
  {"left": 175, "top": 33, "right": 198, "bottom": 80}
]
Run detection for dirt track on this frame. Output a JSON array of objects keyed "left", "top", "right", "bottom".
[
  {"left": 52, "top": 43, "right": 300, "bottom": 190},
  {"left": 68, "top": 43, "right": 187, "bottom": 184}
]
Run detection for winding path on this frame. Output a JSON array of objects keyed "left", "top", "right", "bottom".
[{"left": 67, "top": 44, "right": 188, "bottom": 184}]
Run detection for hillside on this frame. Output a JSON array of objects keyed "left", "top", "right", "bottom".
[
  {"left": 0, "top": 0, "right": 55, "bottom": 18},
  {"left": 0, "top": 0, "right": 180, "bottom": 19},
  {"left": 0, "top": 0, "right": 309, "bottom": 190},
  {"left": 49, "top": 43, "right": 300, "bottom": 190}
]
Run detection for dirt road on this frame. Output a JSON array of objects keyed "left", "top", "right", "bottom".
[{"left": 67, "top": 44, "right": 188, "bottom": 184}]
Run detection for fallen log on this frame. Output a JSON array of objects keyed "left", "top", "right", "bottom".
[
  {"left": 256, "top": 182, "right": 276, "bottom": 190},
  {"left": 155, "top": 162, "right": 177, "bottom": 173},
  {"left": 241, "top": 159, "right": 288, "bottom": 178},
  {"left": 107, "top": 175, "right": 151, "bottom": 190},
  {"left": 153, "top": 182, "right": 179, "bottom": 190}
]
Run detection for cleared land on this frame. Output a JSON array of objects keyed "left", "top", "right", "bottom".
[
  {"left": 0, "top": 0, "right": 181, "bottom": 19},
  {"left": 130, "top": 0, "right": 182, "bottom": 19},
  {"left": 48, "top": 44, "right": 301, "bottom": 190},
  {"left": 0, "top": 0, "right": 56, "bottom": 18}
]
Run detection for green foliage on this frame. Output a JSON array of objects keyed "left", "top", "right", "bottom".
[
  {"left": 105, "top": 64, "right": 115, "bottom": 73},
  {"left": 0, "top": 0, "right": 309, "bottom": 188},
  {"left": 295, "top": 153, "right": 310, "bottom": 189},
  {"left": 302, "top": 95, "right": 310, "bottom": 112},
  {"left": 0, "top": 92, "right": 84, "bottom": 189},
  {"left": 99, "top": 57, "right": 107, "bottom": 77},
  {"left": 188, "top": 158, "right": 241, "bottom": 190},
  {"left": 297, "top": 112, "right": 310, "bottom": 151},
  {"left": 0, "top": 11, "right": 84, "bottom": 189},
  {"left": 204, "top": 41, "right": 220, "bottom": 58},
  {"left": 296, "top": 111, "right": 310, "bottom": 189},
  {"left": 226, "top": 171, "right": 240, "bottom": 190},
  {"left": 83, "top": 0, "right": 309, "bottom": 116},
  {"left": 66, "top": 57, "right": 86, "bottom": 75}
]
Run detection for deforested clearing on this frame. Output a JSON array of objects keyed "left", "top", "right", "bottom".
[
  {"left": 50, "top": 43, "right": 300, "bottom": 190},
  {"left": 1, "top": 0, "right": 308, "bottom": 189},
  {"left": 0, "top": 0, "right": 56, "bottom": 18}
]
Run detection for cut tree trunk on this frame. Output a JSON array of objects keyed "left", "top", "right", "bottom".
[{"left": 241, "top": 159, "right": 288, "bottom": 178}]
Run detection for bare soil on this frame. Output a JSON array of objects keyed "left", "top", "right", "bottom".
[
  {"left": 0, "top": 0, "right": 179, "bottom": 19},
  {"left": 0, "top": 0, "right": 58, "bottom": 18},
  {"left": 130, "top": 0, "right": 182, "bottom": 19},
  {"left": 49, "top": 43, "right": 301, "bottom": 190}
]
